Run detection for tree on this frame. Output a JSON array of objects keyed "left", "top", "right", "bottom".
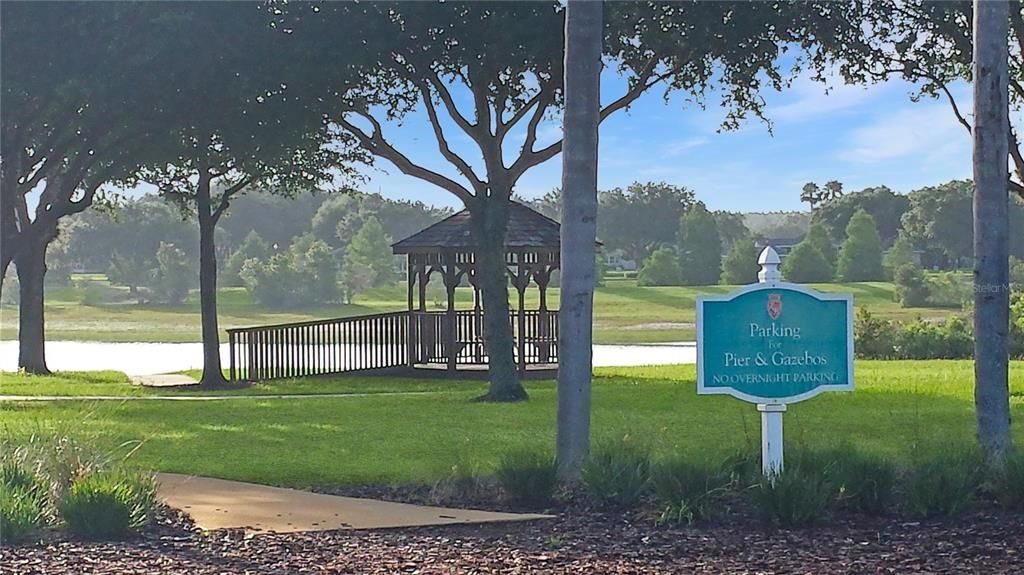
[
  {"left": 820, "top": 1, "right": 1024, "bottom": 199},
  {"left": 345, "top": 217, "right": 396, "bottom": 288},
  {"left": 781, "top": 242, "right": 833, "bottom": 283},
  {"left": 311, "top": 194, "right": 363, "bottom": 249},
  {"left": 107, "top": 250, "right": 154, "bottom": 299},
  {"left": 972, "top": 0, "right": 1012, "bottom": 461},
  {"left": 713, "top": 211, "right": 751, "bottom": 254},
  {"left": 721, "top": 236, "right": 759, "bottom": 285},
  {"left": 883, "top": 235, "right": 919, "bottom": 279},
  {"left": 150, "top": 242, "right": 194, "bottom": 305},
  {"left": 637, "top": 247, "right": 682, "bottom": 286},
  {"left": 836, "top": 210, "right": 885, "bottom": 282},
  {"left": 139, "top": 3, "right": 366, "bottom": 387},
  {"left": 556, "top": 0, "right": 602, "bottom": 479},
  {"left": 822, "top": 180, "right": 845, "bottom": 203},
  {"left": 901, "top": 181, "right": 975, "bottom": 267},
  {"left": 223, "top": 231, "right": 270, "bottom": 287},
  {"left": 1, "top": 2, "right": 170, "bottom": 372},
  {"left": 598, "top": 182, "right": 697, "bottom": 263},
  {"left": 813, "top": 186, "right": 910, "bottom": 247},
  {"left": 744, "top": 211, "right": 811, "bottom": 241},
  {"left": 240, "top": 236, "right": 339, "bottom": 308},
  {"left": 678, "top": 204, "right": 721, "bottom": 286},
  {"left": 803, "top": 221, "right": 837, "bottom": 269},
  {"left": 316, "top": 0, "right": 855, "bottom": 401}
]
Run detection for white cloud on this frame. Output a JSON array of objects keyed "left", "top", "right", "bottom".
[
  {"left": 662, "top": 137, "right": 708, "bottom": 157},
  {"left": 840, "top": 102, "right": 970, "bottom": 165},
  {"left": 770, "top": 74, "right": 885, "bottom": 123}
]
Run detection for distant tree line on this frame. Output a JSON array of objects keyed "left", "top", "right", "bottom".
[{"left": 15, "top": 191, "right": 449, "bottom": 308}]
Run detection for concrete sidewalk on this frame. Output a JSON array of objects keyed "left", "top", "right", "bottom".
[{"left": 157, "top": 473, "right": 551, "bottom": 533}]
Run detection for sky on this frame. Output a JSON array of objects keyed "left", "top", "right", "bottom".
[{"left": 345, "top": 67, "right": 986, "bottom": 214}]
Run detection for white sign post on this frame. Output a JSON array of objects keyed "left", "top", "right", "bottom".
[{"left": 696, "top": 246, "right": 854, "bottom": 478}]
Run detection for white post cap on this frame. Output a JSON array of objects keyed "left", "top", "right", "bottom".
[{"left": 757, "top": 246, "right": 781, "bottom": 283}]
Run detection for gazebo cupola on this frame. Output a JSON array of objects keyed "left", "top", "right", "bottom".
[{"left": 391, "top": 202, "right": 561, "bottom": 374}]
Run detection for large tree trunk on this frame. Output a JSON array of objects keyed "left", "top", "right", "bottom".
[
  {"left": 972, "top": 0, "right": 1012, "bottom": 462},
  {"left": 556, "top": 0, "right": 602, "bottom": 480},
  {"left": 197, "top": 174, "right": 228, "bottom": 388},
  {"left": 471, "top": 195, "right": 527, "bottom": 402},
  {"left": 16, "top": 229, "right": 53, "bottom": 374}
]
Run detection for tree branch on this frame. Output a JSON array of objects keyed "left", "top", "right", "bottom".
[
  {"left": 425, "top": 73, "right": 480, "bottom": 141},
  {"left": 211, "top": 176, "right": 254, "bottom": 222},
  {"left": 339, "top": 113, "right": 475, "bottom": 203},
  {"left": 414, "top": 79, "right": 485, "bottom": 189}
]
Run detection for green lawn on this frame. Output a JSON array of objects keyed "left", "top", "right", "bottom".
[
  {"left": 0, "top": 277, "right": 958, "bottom": 344},
  {"left": 2, "top": 361, "right": 1021, "bottom": 487}
]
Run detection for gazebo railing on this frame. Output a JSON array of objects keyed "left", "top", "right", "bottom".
[
  {"left": 227, "top": 309, "right": 559, "bottom": 382},
  {"left": 226, "top": 311, "right": 409, "bottom": 382}
]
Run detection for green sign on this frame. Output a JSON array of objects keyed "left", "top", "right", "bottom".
[{"left": 697, "top": 283, "right": 853, "bottom": 404}]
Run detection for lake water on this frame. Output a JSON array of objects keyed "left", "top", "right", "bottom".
[{"left": 0, "top": 341, "right": 695, "bottom": 375}]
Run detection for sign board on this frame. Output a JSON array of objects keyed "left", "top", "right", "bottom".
[{"left": 697, "top": 283, "right": 853, "bottom": 404}]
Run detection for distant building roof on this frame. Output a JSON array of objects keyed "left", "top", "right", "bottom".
[{"left": 392, "top": 202, "right": 562, "bottom": 254}]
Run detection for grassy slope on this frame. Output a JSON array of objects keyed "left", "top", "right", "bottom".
[
  {"left": 2, "top": 361, "right": 1021, "bottom": 487},
  {"left": 0, "top": 278, "right": 957, "bottom": 344}
]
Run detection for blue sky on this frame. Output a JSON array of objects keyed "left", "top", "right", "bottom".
[{"left": 355, "top": 69, "right": 981, "bottom": 213}]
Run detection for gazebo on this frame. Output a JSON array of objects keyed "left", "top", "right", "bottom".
[{"left": 392, "top": 202, "right": 561, "bottom": 375}]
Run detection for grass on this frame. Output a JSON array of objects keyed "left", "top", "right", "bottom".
[
  {"left": 0, "top": 370, "right": 475, "bottom": 397},
  {"left": 0, "top": 276, "right": 958, "bottom": 344},
  {"left": 1, "top": 361, "right": 1021, "bottom": 488}
]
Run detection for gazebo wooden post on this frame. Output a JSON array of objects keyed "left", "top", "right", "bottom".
[
  {"left": 536, "top": 264, "right": 551, "bottom": 363},
  {"left": 443, "top": 252, "right": 458, "bottom": 373},
  {"left": 515, "top": 253, "right": 528, "bottom": 374},
  {"left": 406, "top": 258, "right": 416, "bottom": 368},
  {"left": 471, "top": 269, "right": 483, "bottom": 363}
]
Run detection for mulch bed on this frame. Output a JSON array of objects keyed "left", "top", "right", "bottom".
[{"left": 3, "top": 489, "right": 1022, "bottom": 575}]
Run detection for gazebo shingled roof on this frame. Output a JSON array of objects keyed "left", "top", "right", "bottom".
[{"left": 392, "top": 202, "right": 561, "bottom": 254}]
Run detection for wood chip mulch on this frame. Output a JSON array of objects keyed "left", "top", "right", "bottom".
[{"left": 3, "top": 500, "right": 1022, "bottom": 575}]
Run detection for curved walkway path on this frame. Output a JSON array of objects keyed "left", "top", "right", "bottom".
[{"left": 0, "top": 340, "right": 696, "bottom": 374}]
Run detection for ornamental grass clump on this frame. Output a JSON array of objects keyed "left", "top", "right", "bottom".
[
  {"left": 990, "top": 451, "right": 1024, "bottom": 510},
  {"left": 57, "top": 470, "right": 156, "bottom": 540},
  {"left": 582, "top": 439, "right": 650, "bottom": 508},
  {"left": 902, "top": 452, "right": 980, "bottom": 518},
  {"left": 495, "top": 450, "right": 558, "bottom": 508},
  {"left": 651, "top": 459, "right": 729, "bottom": 525},
  {"left": 753, "top": 466, "right": 834, "bottom": 527},
  {"left": 0, "top": 462, "right": 47, "bottom": 546}
]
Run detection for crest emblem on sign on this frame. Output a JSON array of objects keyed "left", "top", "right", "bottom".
[{"left": 767, "top": 293, "right": 782, "bottom": 320}]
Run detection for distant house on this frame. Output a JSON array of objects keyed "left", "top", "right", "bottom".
[
  {"left": 604, "top": 250, "right": 637, "bottom": 271},
  {"left": 754, "top": 236, "right": 804, "bottom": 260}
]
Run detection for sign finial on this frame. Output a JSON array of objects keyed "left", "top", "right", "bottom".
[{"left": 757, "top": 246, "right": 781, "bottom": 283}]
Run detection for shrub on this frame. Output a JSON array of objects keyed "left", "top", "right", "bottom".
[
  {"left": 58, "top": 471, "right": 156, "bottom": 540},
  {"left": 893, "top": 263, "right": 930, "bottom": 307},
  {"left": 651, "top": 460, "right": 728, "bottom": 524},
  {"left": 495, "top": 450, "right": 558, "bottom": 508},
  {"left": 894, "top": 316, "right": 972, "bottom": 359},
  {"left": 0, "top": 484, "right": 45, "bottom": 546},
  {"left": 781, "top": 242, "right": 833, "bottom": 283},
  {"left": 883, "top": 235, "right": 919, "bottom": 280},
  {"left": 720, "top": 236, "right": 758, "bottom": 285},
  {"left": 991, "top": 451, "right": 1024, "bottom": 510},
  {"left": 926, "top": 271, "right": 972, "bottom": 308},
  {"left": 582, "top": 440, "right": 650, "bottom": 508},
  {"left": 902, "top": 453, "right": 979, "bottom": 518},
  {"left": 753, "top": 466, "right": 833, "bottom": 527},
  {"left": 1010, "top": 291, "right": 1024, "bottom": 359},
  {"left": 637, "top": 247, "right": 682, "bottom": 286},
  {"left": 853, "top": 307, "right": 897, "bottom": 359}
]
